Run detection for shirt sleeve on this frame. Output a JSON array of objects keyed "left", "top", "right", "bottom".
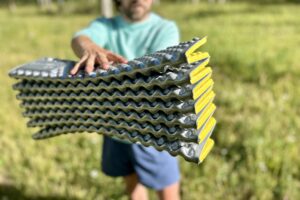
[
  {"left": 150, "top": 21, "right": 180, "bottom": 52},
  {"left": 73, "top": 17, "right": 109, "bottom": 47}
]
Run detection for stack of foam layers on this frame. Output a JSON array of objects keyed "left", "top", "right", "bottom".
[{"left": 9, "top": 37, "right": 217, "bottom": 164}]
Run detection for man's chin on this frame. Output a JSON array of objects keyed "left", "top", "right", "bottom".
[{"left": 128, "top": 12, "right": 149, "bottom": 22}]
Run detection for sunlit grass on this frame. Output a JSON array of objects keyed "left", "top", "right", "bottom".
[{"left": 0, "top": 2, "right": 299, "bottom": 199}]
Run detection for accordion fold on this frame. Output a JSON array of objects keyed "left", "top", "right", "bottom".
[{"left": 9, "top": 37, "right": 217, "bottom": 164}]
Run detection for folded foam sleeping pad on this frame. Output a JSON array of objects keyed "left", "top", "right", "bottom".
[{"left": 9, "top": 37, "right": 217, "bottom": 164}]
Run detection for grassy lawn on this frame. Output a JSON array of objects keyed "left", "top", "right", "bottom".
[{"left": 0, "top": 1, "right": 299, "bottom": 199}]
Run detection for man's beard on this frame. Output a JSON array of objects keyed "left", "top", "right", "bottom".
[{"left": 123, "top": 4, "right": 150, "bottom": 21}]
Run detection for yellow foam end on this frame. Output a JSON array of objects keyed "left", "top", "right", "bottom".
[
  {"left": 194, "top": 90, "right": 215, "bottom": 115},
  {"left": 185, "top": 36, "right": 207, "bottom": 59},
  {"left": 190, "top": 58, "right": 210, "bottom": 78},
  {"left": 193, "top": 78, "right": 214, "bottom": 100},
  {"left": 190, "top": 67, "right": 212, "bottom": 85},
  {"left": 196, "top": 103, "right": 216, "bottom": 129},
  {"left": 199, "top": 139, "right": 215, "bottom": 163},
  {"left": 187, "top": 52, "right": 210, "bottom": 64},
  {"left": 198, "top": 117, "right": 216, "bottom": 141}
]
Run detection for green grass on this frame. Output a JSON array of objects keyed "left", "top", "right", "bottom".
[{"left": 0, "top": 2, "right": 299, "bottom": 199}]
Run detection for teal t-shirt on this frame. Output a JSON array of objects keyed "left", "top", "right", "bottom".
[{"left": 74, "top": 12, "right": 180, "bottom": 60}]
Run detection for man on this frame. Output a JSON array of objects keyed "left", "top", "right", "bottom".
[{"left": 70, "top": 0, "right": 180, "bottom": 199}]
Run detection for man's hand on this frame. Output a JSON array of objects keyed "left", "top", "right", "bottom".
[{"left": 70, "top": 36, "right": 127, "bottom": 75}]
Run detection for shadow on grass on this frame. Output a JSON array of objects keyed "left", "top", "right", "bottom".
[{"left": 0, "top": 184, "right": 78, "bottom": 200}]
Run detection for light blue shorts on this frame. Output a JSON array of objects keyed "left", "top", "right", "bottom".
[{"left": 101, "top": 136, "right": 180, "bottom": 190}]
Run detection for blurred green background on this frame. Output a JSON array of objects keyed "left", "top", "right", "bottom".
[{"left": 0, "top": 0, "right": 299, "bottom": 199}]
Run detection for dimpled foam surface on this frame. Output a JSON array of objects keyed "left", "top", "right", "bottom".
[{"left": 9, "top": 37, "right": 217, "bottom": 164}]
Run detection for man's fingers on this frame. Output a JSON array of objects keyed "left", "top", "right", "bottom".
[
  {"left": 85, "top": 54, "right": 96, "bottom": 74},
  {"left": 97, "top": 53, "right": 110, "bottom": 70},
  {"left": 71, "top": 50, "right": 127, "bottom": 75},
  {"left": 70, "top": 54, "right": 88, "bottom": 75},
  {"left": 107, "top": 52, "right": 128, "bottom": 63}
]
